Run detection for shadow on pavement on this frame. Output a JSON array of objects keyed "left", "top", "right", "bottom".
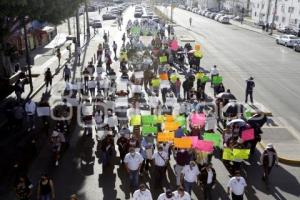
[{"left": 99, "top": 164, "right": 117, "bottom": 200}]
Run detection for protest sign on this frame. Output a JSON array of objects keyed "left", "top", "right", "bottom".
[
  {"left": 159, "top": 56, "right": 168, "bottom": 63},
  {"left": 37, "top": 107, "right": 50, "bottom": 116},
  {"left": 241, "top": 129, "right": 255, "bottom": 142},
  {"left": 223, "top": 148, "right": 234, "bottom": 161},
  {"left": 159, "top": 72, "right": 168, "bottom": 80},
  {"left": 142, "top": 126, "right": 158, "bottom": 135},
  {"left": 212, "top": 76, "right": 223, "bottom": 85},
  {"left": 82, "top": 106, "right": 93, "bottom": 116},
  {"left": 233, "top": 149, "right": 250, "bottom": 160},
  {"left": 176, "top": 115, "right": 186, "bottom": 127},
  {"left": 134, "top": 71, "right": 144, "bottom": 79},
  {"left": 203, "top": 133, "right": 221, "bottom": 147},
  {"left": 174, "top": 138, "right": 192, "bottom": 148},
  {"left": 157, "top": 132, "right": 174, "bottom": 142},
  {"left": 130, "top": 115, "right": 141, "bottom": 126},
  {"left": 194, "top": 140, "right": 214, "bottom": 153},
  {"left": 115, "top": 97, "right": 128, "bottom": 107},
  {"left": 142, "top": 115, "right": 157, "bottom": 125},
  {"left": 164, "top": 122, "right": 179, "bottom": 131}
]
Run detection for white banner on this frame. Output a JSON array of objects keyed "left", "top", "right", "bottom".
[{"left": 82, "top": 105, "right": 93, "bottom": 116}]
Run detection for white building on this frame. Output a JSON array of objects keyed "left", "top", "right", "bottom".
[
  {"left": 222, "top": 0, "right": 250, "bottom": 15},
  {"left": 251, "top": 0, "right": 300, "bottom": 29},
  {"left": 197, "top": 0, "right": 219, "bottom": 10}
]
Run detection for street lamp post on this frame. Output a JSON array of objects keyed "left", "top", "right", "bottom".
[
  {"left": 270, "top": 0, "right": 278, "bottom": 35},
  {"left": 22, "top": 17, "right": 33, "bottom": 96}
]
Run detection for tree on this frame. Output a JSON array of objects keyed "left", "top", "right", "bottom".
[{"left": 0, "top": 0, "right": 84, "bottom": 81}]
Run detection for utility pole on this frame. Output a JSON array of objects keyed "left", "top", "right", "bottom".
[
  {"left": 76, "top": 9, "right": 81, "bottom": 47},
  {"left": 67, "top": 18, "right": 71, "bottom": 35},
  {"left": 171, "top": 0, "right": 174, "bottom": 23},
  {"left": 270, "top": 0, "right": 278, "bottom": 35},
  {"left": 85, "top": 0, "right": 90, "bottom": 37},
  {"left": 22, "top": 17, "right": 33, "bottom": 95},
  {"left": 265, "top": 0, "right": 272, "bottom": 26}
]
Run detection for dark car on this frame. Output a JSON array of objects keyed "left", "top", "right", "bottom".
[
  {"left": 92, "top": 20, "right": 102, "bottom": 28},
  {"left": 134, "top": 12, "right": 143, "bottom": 18},
  {"left": 102, "top": 13, "right": 117, "bottom": 20},
  {"left": 294, "top": 42, "right": 300, "bottom": 52}
]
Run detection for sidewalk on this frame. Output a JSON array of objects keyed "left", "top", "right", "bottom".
[{"left": 230, "top": 19, "right": 280, "bottom": 39}]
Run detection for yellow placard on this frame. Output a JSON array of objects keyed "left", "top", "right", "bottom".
[
  {"left": 165, "top": 115, "right": 174, "bottom": 122},
  {"left": 164, "top": 122, "right": 179, "bottom": 131},
  {"left": 157, "top": 132, "right": 175, "bottom": 142}
]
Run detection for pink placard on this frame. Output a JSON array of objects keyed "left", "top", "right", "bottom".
[
  {"left": 170, "top": 40, "right": 179, "bottom": 51},
  {"left": 191, "top": 113, "right": 206, "bottom": 127},
  {"left": 241, "top": 128, "right": 255, "bottom": 142},
  {"left": 195, "top": 140, "right": 214, "bottom": 153}
]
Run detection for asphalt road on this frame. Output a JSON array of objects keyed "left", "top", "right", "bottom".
[
  {"left": 2, "top": 5, "right": 300, "bottom": 200},
  {"left": 163, "top": 7, "right": 300, "bottom": 142}
]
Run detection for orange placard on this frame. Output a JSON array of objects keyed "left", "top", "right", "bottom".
[
  {"left": 164, "top": 122, "right": 179, "bottom": 131},
  {"left": 165, "top": 115, "right": 174, "bottom": 122},
  {"left": 159, "top": 73, "right": 168, "bottom": 80},
  {"left": 157, "top": 132, "right": 175, "bottom": 142},
  {"left": 174, "top": 138, "right": 192, "bottom": 148}
]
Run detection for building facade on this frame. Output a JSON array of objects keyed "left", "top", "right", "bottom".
[
  {"left": 222, "top": 0, "right": 251, "bottom": 15},
  {"left": 197, "top": 0, "right": 219, "bottom": 10},
  {"left": 251, "top": 0, "right": 300, "bottom": 29}
]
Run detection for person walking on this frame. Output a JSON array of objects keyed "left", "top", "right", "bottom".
[
  {"left": 175, "top": 149, "right": 189, "bottom": 186},
  {"left": 112, "top": 41, "right": 118, "bottom": 60},
  {"left": 152, "top": 145, "right": 169, "bottom": 188},
  {"left": 245, "top": 77, "right": 255, "bottom": 104},
  {"left": 63, "top": 65, "right": 71, "bottom": 82},
  {"left": 14, "top": 175, "right": 33, "bottom": 200},
  {"left": 132, "top": 184, "right": 153, "bottom": 200},
  {"left": 199, "top": 163, "right": 216, "bottom": 200},
  {"left": 25, "top": 99, "right": 36, "bottom": 132},
  {"left": 181, "top": 161, "right": 200, "bottom": 195},
  {"left": 260, "top": 143, "right": 278, "bottom": 182},
  {"left": 37, "top": 174, "right": 55, "bottom": 200},
  {"left": 56, "top": 48, "right": 61, "bottom": 66},
  {"left": 124, "top": 147, "right": 144, "bottom": 190},
  {"left": 14, "top": 79, "right": 24, "bottom": 102},
  {"left": 175, "top": 78, "right": 181, "bottom": 99},
  {"left": 189, "top": 17, "right": 192, "bottom": 26},
  {"left": 87, "top": 77, "right": 96, "bottom": 97},
  {"left": 210, "top": 65, "right": 219, "bottom": 87},
  {"left": 227, "top": 171, "right": 247, "bottom": 200},
  {"left": 44, "top": 68, "right": 53, "bottom": 90},
  {"left": 117, "top": 133, "right": 129, "bottom": 164},
  {"left": 173, "top": 186, "right": 191, "bottom": 200}
]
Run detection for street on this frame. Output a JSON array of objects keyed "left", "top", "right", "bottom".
[{"left": 1, "top": 4, "right": 300, "bottom": 200}]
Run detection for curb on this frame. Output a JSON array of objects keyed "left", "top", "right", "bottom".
[{"left": 258, "top": 141, "right": 300, "bottom": 166}]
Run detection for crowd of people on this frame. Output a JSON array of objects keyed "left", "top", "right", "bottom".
[{"left": 10, "top": 8, "right": 279, "bottom": 200}]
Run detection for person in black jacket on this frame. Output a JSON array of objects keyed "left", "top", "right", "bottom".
[
  {"left": 199, "top": 163, "right": 216, "bottom": 200},
  {"left": 245, "top": 77, "right": 255, "bottom": 104}
]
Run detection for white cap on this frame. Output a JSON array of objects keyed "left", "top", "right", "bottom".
[
  {"left": 52, "top": 131, "right": 59, "bottom": 137},
  {"left": 266, "top": 143, "right": 274, "bottom": 149}
]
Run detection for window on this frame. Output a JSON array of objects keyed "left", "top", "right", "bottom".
[
  {"left": 281, "top": 5, "right": 285, "bottom": 13},
  {"left": 275, "top": 16, "right": 279, "bottom": 21},
  {"left": 257, "top": 3, "right": 259, "bottom": 8},
  {"left": 288, "top": 7, "right": 294, "bottom": 13},
  {"left": 255, "top": 12, "right": 257, "bottom": 16},
  {"left": 295, "top": 19, "right": 298, "bottom": 25},
  {"left": 262, "top": 4, "right": 264, "bottom": 9},
  {"left": 282, "top": 17, "right": 285, "bottom": 23}
]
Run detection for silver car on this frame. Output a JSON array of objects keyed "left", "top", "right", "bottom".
[{"left": 276, "top": 35, "right": 300, "bottom": 47}]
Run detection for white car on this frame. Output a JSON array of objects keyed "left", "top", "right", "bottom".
[
  {"left": 276, "top": 35, "right": 300, "bottom": 47},
  {"left": 219, "top": 16, "right": 230, "bottom": 24}
]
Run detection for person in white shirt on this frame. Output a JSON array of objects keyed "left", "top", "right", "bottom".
[
  {"left": 210, "top": 65, "right": 219, "bottom": 87},
  {"left": 25, "top": 99, "right": 36, "bottom": 131},
  {"left": 227, "top": 171, "right": 247, "bottom": 200},
  {"left": 180, "top": 161, "right": 200, "bottom": 195},
  {"left": 87, "top": 77, "right": 97, "bottom": 97},
  {"left": 152, "top": 146, "right": 169, "bottom": 188},
  {"left": 173, "top": 186, "right": 191, "bottom": 200},
  {"left": 132, "top": 184, "right": 153, "bottom": 200},
  {"left": 148, "top": 93, "right": 160, "bottom": 115},
  {"left": 124, "top": 147, "right": 144, "bottom": 190},
  {"left": 157, "top": 189, "right": 176, "bottom": 200}
]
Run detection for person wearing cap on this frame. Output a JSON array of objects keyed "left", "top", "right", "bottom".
[
  {"left": 180, "top": 161, "right": 200, "bottom": 195},
  {"left": 133, "top": 184, "right": 153, "bottom": 200},
  {"left": 124, "top": 147, "right": 144, "bottom": 190},
  {"left": 199, "top": 163, "right": 216, "bottom": 200},
  {"left": 152, "top": 145, "right": 169, "bottom": 188},
  {"left": 173, "top": 186, "right": 191, "bottom": 200},
  {"left": 227, "top": 171, "right": 247, "bottom": 200},
  {"left": 245, "top": 77, "right": 255, "bottom": 104},
  {"left": 157, "top": 189, "right": 175, "bottom": 200},
  {"left": 260, "top": 143, "right": 278, "bottom": 182}
]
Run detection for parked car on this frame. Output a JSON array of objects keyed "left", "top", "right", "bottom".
[
  {"left": 92, "top": 20, "right": 102, "bottom": 28},
  {"left": 210, "top": 13, "right": 217, "bottom": 19},
  {"left": 152, "top": 16, "right": 160, "bottom": 22},
  {"left": 102, "top": 13, "right": 117, "bottom": 20},
  {"left": 215, "top": 14, "right": 224, "bottom": 21},
  {"left": 204, "top": 12, "right": 211, "bottom": 17},
  {"left": 276, "top": 35, "right": 300, "bottom": 47},
  {"left": 219, "top": 16, "right": 230, "bottom": 24},
  {"left": 233, "top": 16, "right": 242, "bottom": 22},
  {"left": 134, "top": 12, "right": 143, "bottom": 18},
  {"left": 294, "top": 42, "right": 300, "bottom": 52}
]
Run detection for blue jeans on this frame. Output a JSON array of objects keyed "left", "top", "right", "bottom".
[
  {"left": 129, "top": 170, "right": 139, "bottom": 190},
  {"left": 184, "top": 180, "right": 195, "bottom": 195},
  {"left": 40, "top": 194, "right": 51, "bottom": 200}
]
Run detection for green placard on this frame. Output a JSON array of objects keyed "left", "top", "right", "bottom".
[
  {"left": 142, "top": 126, "right": 158, "bottom": 135},
  {"left": 201, "top": 75, "right": 209, "bottom": 83},
  {"left": 142, "top": 115, "right": 157, "bottom": 125},
  {"left": 203, "top": 133, "right": 221, "bottom": 147},
  {"left": 212, "top": 76, "right": 223, "bottom": 85},
  {"left": 176, "top": 115, "right": 186, "bottom": 127},
  {"left": 151, "top": 79, "right": 160, "bottom": 87},
  {"left": 159, "top": 56, "right": 167, "bottom": 63}
]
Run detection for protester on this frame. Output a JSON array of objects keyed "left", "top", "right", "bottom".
[
  {"left": 132, "top": 184, "right": 153, "bottom": 200},
  {"left": 113, "top": 41, "right": 118, "bottom": 59},
  {"left": 180, "top": 161, "right": 200, "bottom": 195},
  {"left": 44, "top": 68, "right": 53, "bottom": 90},
  {"left": 157, "top": 189, "right": 175, "bottom": 200},
  {"left": 173, "top": 186, "right": 191, "bottom": 200},
  {"left": 199, "top": 163, "right": 216, "bottom": 200},
  {"left": 124, "top": 147, "right": 144, "bottom": 190},
  {"left": 261, "top": 143, "right": 278, "bottom": 182},
  {"left": 117, "top": 133, "right": 129, "bottom": 164},
  {"left": 14, "top": 79, "right": 24, "bottom": 102},
  {"left": 210, "top": 65, "right": 219, "bottom": 87},
  {"left": 37, "top": 174, "right": 55, "bottom": 200},
  {"left": 63, "top": 64, "right": 71, "bottom": 82},
  {"left": 14, "top": 175, "right": 33, "bottom": 200},
  {"left": 175, "top": 149, "right": 190, "bottom": 186},
  {"left": 25, "top": 98, "right": 36, "bottom": 132},
  {"left": 227, "top": 171, "right": 247, "bottom": 200},
  {"left": 152, "top": 145, "right": 169, "bottom": 188}
]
